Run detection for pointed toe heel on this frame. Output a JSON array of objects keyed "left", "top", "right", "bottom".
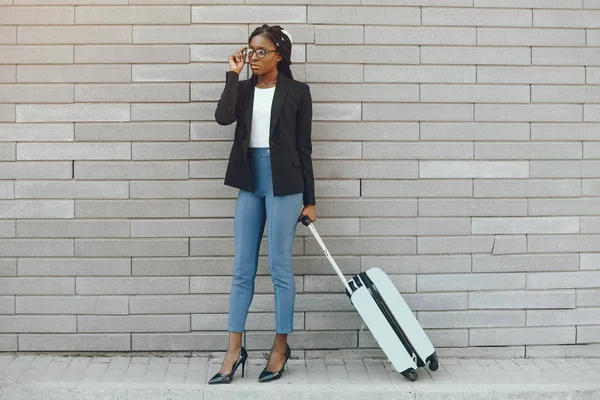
[
  {"left": 258, "top": 344, "right": 291, "bottom": 383},
  {"left": 208, "top": 346, "right": 248, "bottom": 384}
]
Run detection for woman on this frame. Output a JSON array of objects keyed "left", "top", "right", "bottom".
[{"left": 208, "top": 24, "right": 316, "bottom": 384}]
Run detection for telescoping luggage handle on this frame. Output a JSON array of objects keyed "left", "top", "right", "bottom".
[{"left": 299, "top": 216, "right": 352, "bottom": 295}]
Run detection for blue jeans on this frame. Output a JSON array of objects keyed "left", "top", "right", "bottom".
[{"left": 228, "top": 148, "right": 303, "bottom": 334}]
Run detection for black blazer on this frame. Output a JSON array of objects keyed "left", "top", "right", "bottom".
[{"left": 215, "top": 71, "right": 316, "bottom": 206}]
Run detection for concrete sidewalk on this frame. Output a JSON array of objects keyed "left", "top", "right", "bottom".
[{"left": 1, "top": 353, "right": 600, "bottom": 400}]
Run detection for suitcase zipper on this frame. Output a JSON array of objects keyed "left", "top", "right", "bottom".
[{"left": 359, "top": 272, "right": 425, "bottom": 368}]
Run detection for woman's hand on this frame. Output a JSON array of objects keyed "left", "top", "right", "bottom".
[
  {"left": 229, "top": 46, "right": 246, "bottom": 75},
  {"left": 300, "top": 205, "right": 316, "bottom": 223}
]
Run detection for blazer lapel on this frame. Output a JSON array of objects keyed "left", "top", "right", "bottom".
[
  {"left": 269, "top": 74, "right": 291, "bottom": 138},
  {"left": 243, "top": 82, "right": 255, "bottom": 134}
]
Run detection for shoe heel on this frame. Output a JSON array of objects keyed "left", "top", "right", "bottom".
[{"left": 241, "top": 359, "right": 246, "bottom": 378}]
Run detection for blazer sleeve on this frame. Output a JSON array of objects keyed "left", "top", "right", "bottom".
[
  {"left": 296, "top": 84, "right": 316, "bottom": 206},
  {"left": 214, "top": 71, "right": 240, "bottom": 126}
]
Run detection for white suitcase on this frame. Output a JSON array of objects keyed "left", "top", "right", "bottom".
[{"left": 300, "top": 216, "right": 439, "bottom": 381}]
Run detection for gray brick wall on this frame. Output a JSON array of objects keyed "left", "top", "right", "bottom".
[{"left": 0, "top": 1, "right": 599, "bottom": 358}]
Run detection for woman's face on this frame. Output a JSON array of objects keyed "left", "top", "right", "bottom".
[{"left": 248, "top": 34, "right": 282, "bottom": 76}]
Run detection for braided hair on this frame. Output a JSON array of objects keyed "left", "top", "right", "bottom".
[{"left": 249, "top": 24, "right": 293, "bottom": 80}]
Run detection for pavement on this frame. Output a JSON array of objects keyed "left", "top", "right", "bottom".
[{"left": 1, "top": 353, "right": 600, "bottom": 400}]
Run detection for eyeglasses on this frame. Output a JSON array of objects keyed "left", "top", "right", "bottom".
[{"left": 246, "top": 48, "right": 278, "bottom": 60}]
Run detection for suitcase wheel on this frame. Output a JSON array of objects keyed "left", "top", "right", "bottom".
[
  {"left": 426, "top": 352, "right": 439, "bottom": 372},
  {"left": 401, "top": 369, "right": 418, "bottom": 381}
]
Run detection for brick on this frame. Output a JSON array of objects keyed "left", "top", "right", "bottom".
[
  {"left": 76, "top": 6, "right": 190, "bottom": 24},
  {"left": 0, "top": 84, "right": 73, "bottom": 103},
  {"left": 132, "top": 332, "right": 226, "bottom": 351},
  {"left": 423, "top": 46, "right": 530, "bottom": 65},
  {"left": 191, "top": 121, "right": 234, "bottom": 140},
  {"left": 132, "top": 219, "right": 231, "bottom": 238},
  {"left": 0, "top": 66, "right": 15, "bottom": 83},
  {"left": 534, "top": 86, "right": 600, "bottom": 104},
  {"left": 470, "top": 327, "right": 575, "bottom": 346},
  {"left": 470, "top": 290, "right": 576, "bottom": 309},
  {"left": 18, "top": 258, "right": 130, "bottom": 276},
  {"left": 305, "top": 312, "right": 362, "bottom": 331},
  {"left": 16, "top": 296, "right": 127, "bottom": 315},
  {"left": 529, "top": 199, "right": 600, "bottom": 217},
  {"left": 0, "top": 162, "right": 71, "bottom": 179},
  {"left": 366, "top": 65, "right": 476, "bottom": 83},
  {"left": 527, "top": 344, "right": 600, "bottom": 358},
  {"left": 475, "top": 179, "right": 581, "bottom": 198},
  {"left": 578, "top": 289, "right": 600, "bottom": 306},
  {"left": 0, "top": 316, "right": 76, "bottom": 333},
  {"left": 247, "top": 331, "right": 357, "bottom": 350},
  {"left": 193, "top": 5, "right": 305, "bottom": 23},
  {"left": 76, "top": 45, "right": 189, "bottom": 64},
  {"left": 587, "top": 68, "right": 600, "bottom": 84},
  {"left": 492, "top": 235, "right": 527, "bottom": 255},
  {"left": 188, "top": 161, "right": 226, "bottom": 178},
  {"left": 0, "top": 123, "right": 73, "bottom": 141},
  {"left": 362, "top": 179, "right": 472, "bottom": 198},
  {"left": 0, "top": 143, "right": 14, "bottom": 161},
  {"left": 528, "top": 308, "right": 600, "bottom": 326},
  {"left": 0, "top": 277, "right": 74, "bottom": 295},
  {"left": 423, "top": 8, "right": 532, "bottom": 27},
  {"left": 534, "top": 49, "right": 600, "bottom": 68},
  {"left": 131, "top": 181, "right": 235, "bottom": 199},
  {"left": 315, "top": 160, "right": 418, "bottom": 179},
  {"left": 421, "top": 84, "right": 530, "bottom": 103},
  {"left": 0, "top": 181, "right": 13, "bottom": 200},
  {"left": 17, "top": 143, "right": 130, "bottom": 161},
  {"left": 75, "top": 83, "right": 188, "bottom": 103},
  {"left": 478, "top": 28, "right": 585, "bottom": 46},
  {"left": 0, "top": 6, "right": 74, "bottom": 25},
  {"left": 309, "top": 5, "right": 419, "bottom": 25},
  {"left": 534, "top": 10, "right": 600, "bottom": 28},
  {"left": 306, "top": 237, "right": 416, "bottom": 256},
  {"left": 590, "top": 30, "right": 600, "bottom": 46},
  {"left": 585, "top": 142, "right": 600, "bottom": 159},
  {"left": 366, "top": 26, "right": 476, "bottom": 45},
  {"left": 587, "top": 0, "right": 600, "bottom": 7},
  {"left": 580, "top": 217, "right": 600, "bottom": 233},
  {"left": 310, "top": 83, "right": 419, "bottom": 102},
  {"left": 530, "top": 161, "right": 600, "bottom": 178},
  {"left": 133, "top": 142, "right": 229, "bottom": 160},
  {"left": 316, "top": 199, "right": 417, "bottom": 217},
  {"left": 581, "top": 253, "right": 600, "bottom": 270},
  {"left": 78, "top": 315, "right": 190, "bottom": 333},
  {"left": 305, "top": 64, "right": 364, "bottom": 83},
  {"left": 578, "top": 326, "right": 600, "bottom": 343},
  {"left": 191, "top": 83, "right": 227, "bottom": 102},
  {"left": 190, "top": 237, "right": 304, "bottom": 256},
  {"left": 131, "top": 103, "right": 215, "bottom": 121},
  {"left": 75, "top": 239, "right": 189, "bottom": 257},
  {"left": 364, "top": 142, "right": 472, "bottom": 160},
  {"left": 74, "top": 161, "right": 188, "bottom": 180},
  {"left": 364, "top": 103, "right": 473, "bottom": 122},
  {"left": 421, "top": 123, "right": 529, "bottom": 141},
  {"left": 315, "top": 26, "right": 363, "bottom": 44},
  {"left": 314, "top": 103, "right": 361, "bottom": 121},
  {"left": 192, "top": 313, "right": 304, "bottom": 331},
  {"left": 0, "top": 296, "right": 14, "bottom": 314},
  {"left": 17, "top": 65, "right": 131, "bottom": 83},
  {"left": 313, "top": 122, "right": 418, "bottom": 141},
  {"left": 76, "top": 122, "right": 188, "bottom": 142},
  {"left": 17, "top": 104, "right": 130, "bottom": 123},
  {"left": 476, "top": 0, "right": 582, "bottom": 7},
  {"left": 0, "top": 27, "right": 16, "bottom": 44},
  {"left": 478, "top": 66, "right": 584, "bottom": 84},
  {"left": 133, "top": 25, "right": 247, "bottom": 44},
  {"left": 529, "top": 235, "right": 600, "bottom": 253},
  {"left": 363, "top": 0, "right": 471, "bottom": 4},
  {"left": 0, "top": 45, "right": 73, "bottom": 65},
  {"left": 418, "top": 236, "right": 494, "bottom": 254},
  {"left": 17, "top": 219, "right": 129, "bottom": 238},
  {"left": 19, "top": 334, "right": 130, "bottom": 351},
  {"left": 305, "top": 274, "right": 416, "bottom": 293},
  {"left": 475, "top": 104, "right": 582, "bottom": 122},
  {"left": 360, "top": 218, "right": 471, "bottom": 236},
  {"left": 533, "top": 124, "right": 600, "bottom": 140},
  {"left": 584, "top": 180, "right": 600, "bottom": 196},
  {"left": 0, "top": 200, "right": 73, "bottom": 219},
  {"left": 191, "top": 276, "right": 302, "bottom": 294},
  {"left": 18, "top": 26, "right": 132, "bottom": 44},
  {"left": 15, "top": 181, "right": 128, "bottom": 199},
  {"left": 420, "top": 199, "right": 527, "bottom": 217},
  {"left": 418, "top": 310, "right": 525, "bottom": 329},
  {"left": 77, "top": 277, "right": 188, "bottom": 295},
  {"left": 473, "top": 217, "right": 579, "bottom": 234},
  {"left": 130, "top": 294, "right": 227, "bottom": 314},
  {"left": 528, "top": 271, "right": 600, "bottom": 289},
  {"left": 0, "top": 259, "right": 16, "bottom": 276},
  {"left": 585, "top": 105, "right": 600, "bottom": 121},
  {"left": 308, "top": 45, "right": 418, "bottom": 64},
  {"left": 419, "top": 273, "right": 525, "bottom": 292},
  {"left": 0, "top": 105, "right": 15, "bottom": 122},
  {"left": 421, "top": 161, "right": 528, "bottom": 178}
]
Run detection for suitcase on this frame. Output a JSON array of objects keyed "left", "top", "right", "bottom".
[{"left": 299, "top": 216, "right": 439, "bottom": 381}]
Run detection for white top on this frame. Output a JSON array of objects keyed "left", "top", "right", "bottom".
[{"left": 249, "top": 86, "right": 276, "bottom": 148}]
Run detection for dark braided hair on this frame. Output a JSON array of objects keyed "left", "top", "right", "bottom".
[{"left": 249, "top": 24, "right": 293, "bottom": 80}]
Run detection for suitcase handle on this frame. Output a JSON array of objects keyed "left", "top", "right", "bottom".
[{"left": 298, "top": 216, "right": 353, "bottom": 294}]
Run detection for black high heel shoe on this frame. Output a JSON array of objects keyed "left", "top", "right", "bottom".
[
  {"left": 208, "top": 346, "right": 248, "bottom": 384},
  {"left": 258, "top": 344, "right": 291, "bottom": 383}
]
